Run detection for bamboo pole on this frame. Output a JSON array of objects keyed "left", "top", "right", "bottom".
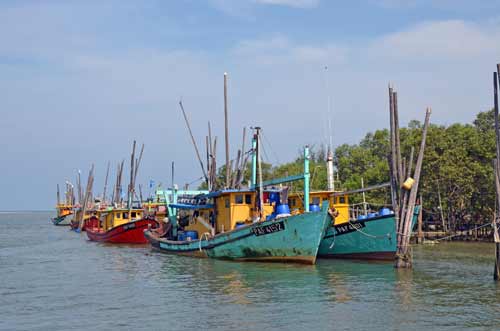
[
  {"left": 103, "top": 161, "right": 110, "bottom": 204},
  {"left": 417, "top": 194, "right": 423, "bottom": 244},
  {"left": 212, "top": 137, "right": 218, "bottom": 190},
  {"left": 224, "top": 72, "right": 230, "bottom": 188},
  {"left": 79, "top": 165, "right": 94, "bottom": 230},
  {"left": 127, "top": 141, "right": 136, "bottom": 209},
  {"left": 179, "top": 100, "right": 208, "bottom": 182},
  {"left": 206, "top": 136, "right": 210, "bottom": 190},
  {"left": 388, "top": 85, "right": 401, "bottom": 249},
  {"left": 493, "top": 66, "right": 500, "bottom": 280},
  {"left": 396, "top": 107, "right": 431, "bottom": 268}
]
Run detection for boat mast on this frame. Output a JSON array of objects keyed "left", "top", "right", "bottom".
[
  {"left": 103, "top": 161, "right": 110, "bottom": 205},
  {"left": 326, "top": 150, "right": 334, "bottom": 191},
  {"left": 304, "top": 146, "right": 310, "bottom": 213},
  {"left": 224, "top": 72, "right": 230, "bottom": 189},
  {"left": 251, "top": 132, "right": 257, "bottom": 188}
]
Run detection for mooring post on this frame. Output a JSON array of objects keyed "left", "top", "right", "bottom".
[{"left": 417, "top": 195, "right": 423, "bottom": 244}]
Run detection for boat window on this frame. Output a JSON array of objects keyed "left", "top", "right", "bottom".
[
  {"left": 339, "top": 196, "right": 346, "bottom": 204},
  {"left": 225, "top": 198, "right": 230, "bottom": 208},
  {"left": 289, "top": 198, "right": 295, "bottom": 206},
  {"left": 116, "top": 213, "right": 121, "bottom": 219},
  {"left": 123, "top": 212, "right": 129, "bottom": 219},
  {"left": 235, "top": 194, "right": 243, "bottom": 204},
  {"left": 131, "top": 212, "right": 137, "bottom": 218},
  {"left": 312, "top": 197, "right": 320, "bottom": 205},
  {"left": 245, "top": 194, "right": 252, "bottom": 204}
]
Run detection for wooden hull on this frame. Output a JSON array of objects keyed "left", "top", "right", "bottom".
[
  {"left": 86, "top": 219, "right": 159, "bottom": 244},
  {"left": 318, "top": 207, "right": 420, "bottom": 261},
  {"left": 145, "top": 202, "right": 330, "bottom": 265},
  {"left": 52, "top": 215, "right": 71, "bottom": 226},
  {"left": 70, "top": 217, "right": 98, "bottom": 232}
]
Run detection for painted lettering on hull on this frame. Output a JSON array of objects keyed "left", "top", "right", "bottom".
[
  {"left": 334, "top": 221, "right": 365, "bottom": 235},
  {"left": 253, "top": 221, "right": 285, "bottom": 236}
]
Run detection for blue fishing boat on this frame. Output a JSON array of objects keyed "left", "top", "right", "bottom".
[{"left": 145, "top": 142, "right": 330, "bottom": 264}]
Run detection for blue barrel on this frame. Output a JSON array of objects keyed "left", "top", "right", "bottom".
[
  {"left": 177, "top": 231, "right": 185, "bottom": 241},
  {"left": 358, "top": 214, "right": 367, "bottom": 220},
  {"left": 379, "top": 208, "right": 392, "bottom": 216},
  {"left": 276, "top": 204, "right": 291, "bottom": 215},
  {"left": 367, "top": 212, "right": 377, "bottom": 218},
  {"left": 309, "top": 204, "right": 321, "bottom": 212},
  {"left": 184, "top": 231, "right": 198, "bottom": 241}
]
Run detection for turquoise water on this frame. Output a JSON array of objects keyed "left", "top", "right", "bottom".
[{"left": 1, "top": 212, "right": 500, "bottom": 330}]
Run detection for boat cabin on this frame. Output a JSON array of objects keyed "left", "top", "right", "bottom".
[
  {"left": 178, "top": 190, "right": 278, "bottom": 236},
  {"left": 56, "top": 204, "right": 73, "bottom": 217},
  {"left": 289, "top": 191, "right": 350, "bottom": 225},
  {"left": 94, "top": 208, "right": 144, "bottom": 231}
]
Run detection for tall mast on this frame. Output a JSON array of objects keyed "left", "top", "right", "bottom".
[
  {"left": 224, "top": 72, "right": 230, "bottom": 188},
  {"left": 103, "top": 161, "right": 110, "bottom": 204}
]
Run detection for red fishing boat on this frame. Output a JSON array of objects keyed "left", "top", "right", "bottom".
[{"left": 85, "top": 209, "right": 158, "bottom": 244}]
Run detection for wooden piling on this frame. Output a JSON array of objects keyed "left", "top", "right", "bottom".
[
  {"left": 493, "top": 66, "right": 500, "bottom": 281},
  {"left": 417, "top": 194, "right": 423, "bottom": 244}
]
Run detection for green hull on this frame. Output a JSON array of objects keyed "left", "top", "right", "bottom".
[
  {"left": 318, "top": 207, "right": 419, "bottom": 260},
  {"left": 145, "top": 202, "right": 330, "bottom": 264},
  {"left": 52, "top": 215, "right": 71, "bottom": 226}
]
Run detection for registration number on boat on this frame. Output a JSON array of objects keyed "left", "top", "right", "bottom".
[
  {"left": 252, "top": 221, "right": 285, "bottom": 236},
  {"left": 334, "top": 222, "right": 365, "bottom": 235},
  {"left": 123, "top": 223, "right": 136, "bottom": 230}
]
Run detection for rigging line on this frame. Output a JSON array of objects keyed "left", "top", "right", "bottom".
[
  {"left": 261, "top": 130, "right": 281, "bottom": 165},
  {"left": 259, "top": 131, "right": 271, "bottom": 164}
]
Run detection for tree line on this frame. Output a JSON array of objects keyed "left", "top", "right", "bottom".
[{"left": 204, "top": 109, "right": 496, "bottom": 230}]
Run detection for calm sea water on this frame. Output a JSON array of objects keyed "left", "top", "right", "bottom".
[{"left": 1, "top": 212, "right": 500, "bottom": 331}]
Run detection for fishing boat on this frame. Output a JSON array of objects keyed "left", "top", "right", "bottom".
[
  {"left": 289, "top": 190, "right": 419, "bottom": 260},
  {"left": 52, "top": 183, "right": 75, "bottom": 226},
  {"left": 85, "top": 208, "right": 158, "bottom": 244},
  {"left": 52, "top": 204, "right": 74, "bottom": 226},
  {"left": 145, "top": 141, "right": 330, "bottom": 264},
  {"left": 289, "top": 149, "right": 420, "bottom": 260}
]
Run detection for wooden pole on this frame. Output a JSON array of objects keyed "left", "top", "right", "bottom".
[
  {"left": 224, "top": 72, "right": 230, "bottom": 188},
  {"left": 417, "top": 194, "right": 423, "bottom": 244},
  {"left": 493, "top": 66, "right": 500, "bottom": 280},
  {"left": 388, "top": 85, "right": 401, "bottom": 250},
  {"left": 103, "top": 161, "right": 110, "bottom": 204},
  {"left": 393, "top": 91, "right": 404, "bottom": 187},
  {"left": 361, "top": 177, "right": 367, "bottom": 215},
  {"left": 206, "top": 136, "right": 210, "bottom": 190},
  {"left": 127, "top": 141, "right": 136, "bottom": 209},
  {"left": 171, "top": 161, "right": 175, "bottom": 190},
  {"left": 179, "top": 100, "right": 208, "bottom": 182},
  {"left": 396, "top": 107, "right": 431, "bottom": 268},
  {"left": 56, "top": 184, "right": 60, "bottom": 205},
  {"left": 79, "top": 165, "right": 94, "bottom": 230}
]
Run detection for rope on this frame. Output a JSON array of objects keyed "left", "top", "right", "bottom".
[
  {"left": 433, "top": 222, "right": 497, "bottom": 242},
  {"left": 346, "top": 220, "right": 391, "bottom": 239},
  {"left": 261, "top": 130, "right": 281, "bottom": 165},
  {"left": 199, "top": 232, "right": 211, "bottom": 251}
]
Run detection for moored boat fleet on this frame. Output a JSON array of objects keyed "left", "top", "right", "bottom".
[
  {"left": 53, "top": 77, "right": 420, "bottom": 265},
  {"left": 53, "top": 133, "right": 418, "bottom": 265}
]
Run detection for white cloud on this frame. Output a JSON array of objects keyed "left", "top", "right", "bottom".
[{"left": 369, "top": 20, "right": 500, "bottom": 61}]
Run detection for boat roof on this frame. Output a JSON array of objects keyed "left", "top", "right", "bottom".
[
  {"left": 169, "top": 203, "right": 215, "bottom": 210},
  {"left": 199, "top": 188, "right": 281, "bottom": 199}
]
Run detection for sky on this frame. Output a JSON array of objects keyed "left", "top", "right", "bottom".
[{"left": 1, "top": 0, "right": 500, "bottom": 210}]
